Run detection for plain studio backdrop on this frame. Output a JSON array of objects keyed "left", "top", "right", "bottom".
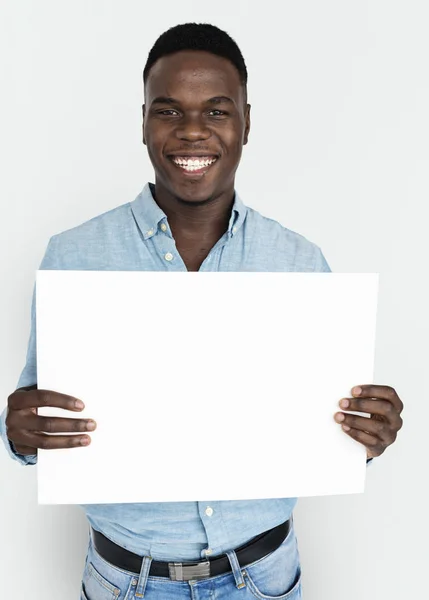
[{"left": 0, "top": 1, "right": 427, "bottom": 599}]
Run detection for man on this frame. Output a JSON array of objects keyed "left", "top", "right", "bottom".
[{"left": 1, "top": 23, "right": 403, "bottom": 599}]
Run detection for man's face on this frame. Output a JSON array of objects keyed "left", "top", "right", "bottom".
[{"left": 143, "top": 50, "right": 250, "bottom": 203}]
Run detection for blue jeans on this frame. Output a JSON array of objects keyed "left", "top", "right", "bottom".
[{"left": 80, "top": 521, "right": 302, "bottom": 599}]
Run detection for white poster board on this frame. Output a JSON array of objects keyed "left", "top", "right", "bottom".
[{"left": 36, "top": 272, "right": 378, "bottom": 504}]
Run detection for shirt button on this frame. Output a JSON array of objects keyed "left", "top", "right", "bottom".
[
  {"left": 164, "top": 252, "right": 174, "bottom": 261},
  {"left": 204, "top": 548, "right": 213, "bottom": 556},
  {"left": 160, "top": 223, "right": 167, "bottom": 232},
  {"left": 205, "top": 507, "right": 214, "bottom": 517},
  {"left": 232, "top": 226, "right": 237, "bottom": 233},
  {"left": 147, "top": 229, "right": 154, "bottom": 236}
]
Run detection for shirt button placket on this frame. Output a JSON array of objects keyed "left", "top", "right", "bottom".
[{"left": 199, "top": 502, "right": 222, "bottom": 558}]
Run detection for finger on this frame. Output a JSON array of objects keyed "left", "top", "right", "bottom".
[
  {"left": 335, "top": 413, "right": 396, "bottom": 444},
  {"left": 351, "top": 385, "right": 403, "bottom": 412},
  {"left": 8, "top": 389, "right": 85, "bottom": 412},
  {"left": 16, "top": 430, "right": 92, "bottom": 450},
  {"left": 25, "top": 415, "right": 97, "bottom": 434},
  {"left": 341, "top": 426, "right": 383, "bottom": 454},
  {"left": 338, "top": 398, "right": 403, "bottom": 426}
]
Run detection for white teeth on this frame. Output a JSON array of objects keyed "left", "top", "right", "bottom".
[{"left": 172, "top": 157, "right": 217, "bottom": 170}]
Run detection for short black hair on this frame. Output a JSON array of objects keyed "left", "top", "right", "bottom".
[{"left": 143, "top": 23, "right": 248, "bottom": 89}]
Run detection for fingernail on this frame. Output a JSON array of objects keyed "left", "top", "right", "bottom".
[
  {"left": 352, "top": 386, "right": 362, "bottom": 396},
  {"left": 86, "top": 420, "right": 96, "bottom": 431},
  {"left": 340, "top": 399, "right": 350, "bottom": 408},
  {"left": 80, "top": 436, "right": 91, "bottom": 445},
  {"left": 335, "top": 413, "right": 345, "bottom": 422},
  {"left": 342, "top": 425, "right": 351, "bottom": 431},
  {"left": 75, "top": 400, "right": 85, "bottom": 409}
]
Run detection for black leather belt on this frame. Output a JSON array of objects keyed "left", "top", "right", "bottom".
[{"left": 91, "top": 520, "right": 290, "bottom": 582}]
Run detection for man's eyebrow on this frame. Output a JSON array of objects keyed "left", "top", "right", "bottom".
[
  {"left": 206, "top": 96, "right": 234, "bottom": 105},
  {"left": 150, "top": 96, "right": 235, "bottom": 106},
  {"left": 151, "top": 96, "right": 179, "bottom": 106}
]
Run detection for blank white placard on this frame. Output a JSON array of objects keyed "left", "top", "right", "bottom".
[{"left": 36, "top": 271, "right": 378, "bottom": 504}]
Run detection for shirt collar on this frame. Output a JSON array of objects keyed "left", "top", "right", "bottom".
[
  {"left": 130, "top": 182, "right": 247, "bottom": 240},
  {"left": 227, "top": 190, "right": 247, "bottom": 238}
]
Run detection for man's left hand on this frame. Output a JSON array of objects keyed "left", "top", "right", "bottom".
[{"left": 334, "top": 385, "right": 404, "bottom": 459}]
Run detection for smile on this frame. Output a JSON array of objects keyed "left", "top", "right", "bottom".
[{"left": 169, "top": 156, "right": 218, "bottom": 174}]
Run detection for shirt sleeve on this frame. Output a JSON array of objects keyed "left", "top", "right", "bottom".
[
  {"left": 0, "top": 236, "right": 60, "bottom": 465},
  {"left": 314, "top": 246, "right": 332, "bottom": 272}
]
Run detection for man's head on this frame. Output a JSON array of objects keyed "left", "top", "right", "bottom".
[{"left": 142, "top": 23, "right": 251, "bottom": 205}]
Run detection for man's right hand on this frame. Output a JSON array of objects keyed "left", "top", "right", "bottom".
[{"left": 5, "top": 388, "right": 96, "bottom": 456}]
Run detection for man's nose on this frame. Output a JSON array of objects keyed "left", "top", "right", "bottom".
[{"left": 175, "top": 114, "right": 211, "bottom": 142}]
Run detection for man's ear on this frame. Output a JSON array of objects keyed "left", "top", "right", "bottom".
[
  {"left": 243, "top": 103, "right": 251, "bottom": 146},
  {"left": 142, "top": 104, "right": 146, "bottom": 146}
]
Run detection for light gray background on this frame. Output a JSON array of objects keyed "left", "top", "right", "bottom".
[{"left": 0, "top": 1, "right": 427, "bottom": 598}]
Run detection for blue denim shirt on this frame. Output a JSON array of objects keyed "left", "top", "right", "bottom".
[{"left": 1, "top": 182, "right": 331, "bottom": 561}]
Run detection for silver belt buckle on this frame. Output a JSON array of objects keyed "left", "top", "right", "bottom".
[{"left": 168, "top": 560, "right": 211, "bottom": 581}]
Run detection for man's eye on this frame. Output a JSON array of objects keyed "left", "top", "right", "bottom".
[{"left": 157, "top": 109, "right": 226, "bottom": 117}]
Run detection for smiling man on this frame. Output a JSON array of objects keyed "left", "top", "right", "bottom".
[
  {"left": 1, "top": 23, "right": 403, "bottom": 599},
  {"left": 142, "top": 35, "right": 251, "bottom": 273}
]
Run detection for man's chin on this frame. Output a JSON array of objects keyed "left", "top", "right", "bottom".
[
  {"left": 153, "top": 170, "right": 228, "bottom": 206},
  {"left": 175, "top": 194, "right": 215, "bottom": 206},
  {"left": 167, "top": 180, "right": 218, "bottom": 206}
]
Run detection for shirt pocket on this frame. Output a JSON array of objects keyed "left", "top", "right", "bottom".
[{"left": 81, "top": 561, "right": 121, "bottom": 600}]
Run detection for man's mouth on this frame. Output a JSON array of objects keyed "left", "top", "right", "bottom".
[{"left": 168, "top": 156, "right": 218, "bottom": 175}]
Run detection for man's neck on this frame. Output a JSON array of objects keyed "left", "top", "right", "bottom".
[{"left": 151, "top": 183, "right": 234, "bottom": 238}]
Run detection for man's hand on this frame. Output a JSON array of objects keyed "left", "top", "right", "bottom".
[
  {"left": 334, "top": 385, "right": 403, "bottom": 459},
  {"left": 6, "top": 388, "right": 96, "bottom": 456}
]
